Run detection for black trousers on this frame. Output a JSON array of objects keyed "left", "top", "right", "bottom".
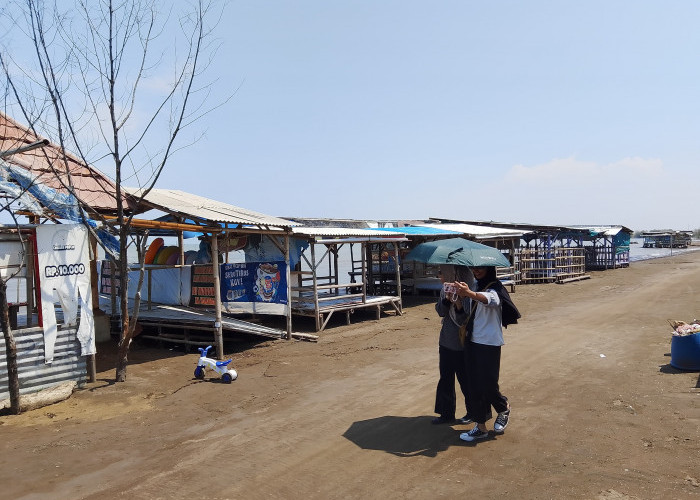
[
  {"left": 434, "top": 345, "right": 470, "bottom": 419},
  {"left": 465, "top": 342, "right": 508, "bottom": 424}
]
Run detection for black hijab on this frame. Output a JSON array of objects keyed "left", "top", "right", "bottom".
[
  {"left": 471, "top": 266, "right": 521, "bottom": 329},
  {"left": 475, "top": 266, "right": 501, "bottom": 292}
]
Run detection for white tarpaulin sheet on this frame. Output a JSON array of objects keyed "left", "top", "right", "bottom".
[
  {"left": 36, "top": 224, "right": 94, "bottom": 363},
  {"left": 125, "top": 267, "right": 191, "bottom": 305}
]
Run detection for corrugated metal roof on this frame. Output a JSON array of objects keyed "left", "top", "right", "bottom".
[
  {"left": 127, "top": 188, "right": 298, "bottom": 228},
  {"left": 574, "top": 225, "right": 633, "bottom": 236},
  {"left": 374, "top": 226, "right": 462, "bottom": 236},
  {"left": 416, "top": 223, "right": 527, "bottom": 239},
  {"left": 430, "top": 218, "right": 634, "bottom": 236},
  {"left": 292, "top": 227, "right": 406, "bottom": 238},
  {"left": 0, "top": 112, "right": 127, "bottom": 215},
  {"left": 640, "top": 229, "right": 692, "bottom": 236},
  {"left": 284, "top": 217, "right": 371, "bottom": 229}
]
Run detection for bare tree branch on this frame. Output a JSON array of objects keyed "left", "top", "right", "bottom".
[{"left": 1, "top": 0, "right": 226, "bottom": 382}]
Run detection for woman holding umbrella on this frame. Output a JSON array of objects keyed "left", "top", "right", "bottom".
[
  {"left": 455, "top": 265, "right": 519, "bottom": 442},
  {"left": 431, "top": 265, "right": 476, "bottom": 425},
  {"left": 403, "top": 238, "right": 519, "bottom": 436}
]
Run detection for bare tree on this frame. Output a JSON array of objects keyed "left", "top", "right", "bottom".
[
  {"left": 0, "top": 116, "right": 53, "bottom": 412},
  {"left": 0, "top": 218, "right": 27, "bottom": 414},
  {"left": 1, "top": 0, "right": 224, "bottom": 381}
]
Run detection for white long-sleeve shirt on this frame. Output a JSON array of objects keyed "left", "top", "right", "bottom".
[{"left": 470, "top": 288, "right": 504, "bottom": 346}]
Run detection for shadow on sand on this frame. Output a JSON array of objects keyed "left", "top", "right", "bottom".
[
  {"left": 342, "top": 415, "right": 490, "bottom": 457},
  {"left": 658, "top": 361, "right": 700, "bottom": 388}
]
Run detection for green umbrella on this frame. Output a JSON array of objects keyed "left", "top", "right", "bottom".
[{"left": 404, "top": 237, "right": 511, "bottom": 267}]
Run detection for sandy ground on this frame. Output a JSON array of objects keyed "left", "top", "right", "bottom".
[{"left": 1, "top": 252, "right": 699, "bottom": 500}]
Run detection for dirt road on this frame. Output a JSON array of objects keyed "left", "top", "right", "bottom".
[{"left": 1, "top": 252, "right": 699, "bottom": 499}]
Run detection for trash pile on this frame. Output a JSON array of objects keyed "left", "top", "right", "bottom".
[{"left": 668, "top": 319, "right": 700, "bottom": 336}]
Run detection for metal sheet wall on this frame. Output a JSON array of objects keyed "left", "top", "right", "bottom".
[{"left": 0, "top": 326, "right": 86, "bottom": 401}]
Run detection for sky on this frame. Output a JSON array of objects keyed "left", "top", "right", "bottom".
[{"left": 4, "top": 1, "right": 700, "bottom": 231}]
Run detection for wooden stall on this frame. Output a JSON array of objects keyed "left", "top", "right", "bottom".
[
  {"left": 579, "top": 226, "right": 632, "bottom": 270},
  {"left": 284, "top": 219, "right": 525, "bottom": 295},
  {"left": 641, "top": 230, "right": 693, "bottom": 249},
  {"left": 517, "top": 247, "right": 587, "bottom": 284},
  {"left": 428, "top": 219, "right": 594, "bottom": 284},
  {"left": 500, "top": 223, "right": 629, "bottom": 275},
  {"left": 117, "top": 188, "right": 300, "bottom": 356},
  {"left": 289, "top": 227, "right": 405, "bottom": 332}
]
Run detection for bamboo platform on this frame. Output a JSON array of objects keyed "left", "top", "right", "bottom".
[
  {"left": 291, "top": 294, "right": 402, "bottom": 332},
  {"left": 98, "top": 295, "right": 309, "bottom": 344},
  {"left": 410, "top": 277, "right": 442, "bottom": 295},
  {"left": 516, "top": 247, "right": 588, "bottom": 284}
]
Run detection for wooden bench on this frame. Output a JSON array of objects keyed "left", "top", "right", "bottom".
[
  {"left": 499, "top": 279, "right": 516, "bottom": 293},
  {"left": 497, "top": 267, "right": 518, "bottom": 293}
]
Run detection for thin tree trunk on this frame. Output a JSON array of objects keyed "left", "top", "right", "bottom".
[
  {"left": 115, "top": 316, "right": 130, "bottom": 382},
  {"left": 114, "top": 235, "right": 148, "bottom": 382},
  {"left": 115, "top": 299, "right": 130, "bottom": 382},
  {"left": 129, "top": 234, "right": 148, "bottom": 330},
  {"left": 118, "top": 234, "right": 148, "bottom": 379},
  {"left": 115, "top": 228, "right": 130, "bottom": 382},
  {"left": 0, "top": 280, "right": 21, "bottom": 414}
]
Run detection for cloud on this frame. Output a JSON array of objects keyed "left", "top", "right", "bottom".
[
  {"left": 505, "top": 156, "right": 664, "bottom": 185},
  {"left": 484, "top": 155, "right": 679, "bottom": 228}
]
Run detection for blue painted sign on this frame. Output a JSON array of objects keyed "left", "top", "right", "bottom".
[{"left": 221, "top": 262, "right": 288, "bottom": 304}]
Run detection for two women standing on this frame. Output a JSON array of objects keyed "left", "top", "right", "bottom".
[{"left": 433, "top": 265, "right": 519, "bottom": 442}]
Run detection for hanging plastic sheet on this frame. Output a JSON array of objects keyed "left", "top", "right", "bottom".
[{"left": 35, "top": 224, "right": 95, "bottom": 363}]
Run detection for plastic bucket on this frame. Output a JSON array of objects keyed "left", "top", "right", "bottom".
[{"left": 670, "top": 332, "right": 700, "bottom": 370}]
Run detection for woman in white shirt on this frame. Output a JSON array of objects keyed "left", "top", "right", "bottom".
[{"left": 454, "top": 265, "right": 512, "bottom": 442}]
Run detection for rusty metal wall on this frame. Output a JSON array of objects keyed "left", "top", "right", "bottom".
[{"left": 0, "top": 325, "right": 86, "bottom": 402}]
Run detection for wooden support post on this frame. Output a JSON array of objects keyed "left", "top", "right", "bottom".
[
  {"left": 178, "top": 231, "right": 185, "bottom": 266},
  {"left": 211, "top": 234, "right": 224, "bottom": 359},
  {"left": 349, "top": 243, "right": 356, "bottom": 283},
  {"left": 147, "top": 268, "right": 152, "bottom": 311},
  {"left": 86, "top": 234, "right": 99, "bottom": 383},
  {"left": 284, "top": 234, "right": 292, "bottom": 340},
  {"left": 311, "top": 243, "right": 320, "bottom": 332},
  {"left": 362, "top": 242, "right": 372, "bottom": 304},
  {"left": 24, "top": 235, "right": 34, "bottom": 328},
  {"left": 333, "top": 244, "right": 339, "bottom": 293},
  {"left": 393, "top": 243, "right": 401, "bottom": 301},
  {"left": 364, "top": 243, "right": 373, "bottom": 295}
]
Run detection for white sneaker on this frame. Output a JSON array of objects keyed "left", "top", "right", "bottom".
[
  {"left": 459, "top": 424, "right": 488, "bottom": 442},
  {"left": 494, "top": 409, "right": 510, "bottom": 433}
]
